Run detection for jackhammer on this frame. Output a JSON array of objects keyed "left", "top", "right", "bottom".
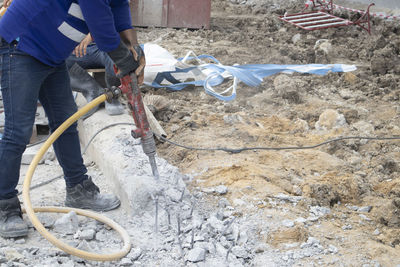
[{"left": 108, "top": 72, "right": 160, "bottom": 180}]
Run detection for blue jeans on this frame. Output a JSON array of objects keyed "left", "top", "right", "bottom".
[
  {"left": 66, "top": 44, "right": 119, "bottom": 87},
  {"left": 0, "top": 38, "right": 87, "bottom": 200}
]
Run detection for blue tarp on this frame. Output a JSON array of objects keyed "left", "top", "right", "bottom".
[{"left": 145, "top": 54, "right": 356, "bottom": 101}]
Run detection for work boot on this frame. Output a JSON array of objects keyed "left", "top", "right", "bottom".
[
  {"left": 68, "top": 63, "right": 103, "bottom": 119},
  {"left": 0, "top": 196, "right": 29, "bottom": 238},
  {"left": 65, "top": 177, "right": 121, "bottom": 212}
]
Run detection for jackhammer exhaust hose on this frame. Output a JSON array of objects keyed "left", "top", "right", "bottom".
[{"left": 22, "top": 94, "right": 131, "bottom": 261}]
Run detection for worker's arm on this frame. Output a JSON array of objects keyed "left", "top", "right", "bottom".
[
  {"left": 79, "top": 0, "right": 143, "bottom": 81},
  {"left": 110, "top": 0, "right": 145, "bottom": 83},
  {"left": 119, "top": 28, "right": 146, "bottom": 84}
]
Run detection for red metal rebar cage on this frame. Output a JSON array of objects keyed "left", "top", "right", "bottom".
[{"left": 279, "top": 0, "right": 374, "bottom": 34}]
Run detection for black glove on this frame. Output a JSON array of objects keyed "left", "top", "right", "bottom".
[{"left": 107, "top": 41, "right": 139, "bottom": 78}]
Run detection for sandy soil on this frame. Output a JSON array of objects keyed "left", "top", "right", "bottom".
[{"left": 135, "top": 0, "right": 400, "bottom": 265}]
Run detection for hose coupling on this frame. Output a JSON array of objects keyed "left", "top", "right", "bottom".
[{"left": 104, "top": 86, "right": 122, "bottom": 103}]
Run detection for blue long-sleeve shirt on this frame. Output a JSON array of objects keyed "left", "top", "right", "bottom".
[{"left": 0, "top": 0, "right": 132, "bottom": 66}]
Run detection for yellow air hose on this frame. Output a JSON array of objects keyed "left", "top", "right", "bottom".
[{"left": 22, "top": 94, "right": 132, "bottom": 261}]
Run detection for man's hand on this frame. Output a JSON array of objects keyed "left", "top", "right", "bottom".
[
  {"left": 73, "top": 33, "right": 93, "bottom": 58},
  {"left": 119, "top": 28, "right": 146, "bottom": 85},
  {"left": 107, "top": 41, "right": 138, "bottom": 79},
  {"left": 128, "top": 45, "right": 146, "bottom": 85}
]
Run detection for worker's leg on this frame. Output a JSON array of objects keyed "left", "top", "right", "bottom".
[
  {"left": 68, "top": 63, "right": 103, "bottom": 119},
  {"left": 67, "top": 45, "right": 123, "bottom": 116},
  {"left": 0, "top": 40, "right": 50, "bottom": 237},
  {"left": 77, "top": 45, "right": 124, "bottom": 115},
  {"left": 0, "top": 42, "right": 48, "bottom": 200},
  {"left": 38, "top": 65, "right": 120, "bottom": 211},
  {"left": 66, "top": 44, "right": 106, "bottom": 70},
  {"left": 38, "top": 63, "right": 88, "bottom": 187}
]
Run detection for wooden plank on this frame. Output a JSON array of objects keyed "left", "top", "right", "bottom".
[
  {"left": 144, "top": 104, "right": 167, "bottom": 140},
  {"left": 86, "top": 68, "right": 105, "bottom": 73}
]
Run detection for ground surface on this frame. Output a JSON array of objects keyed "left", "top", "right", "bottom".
[{"left": 1, "top": 0, "right": 400, "bottom": 266}]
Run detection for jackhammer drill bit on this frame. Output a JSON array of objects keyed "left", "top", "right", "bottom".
[{"left": 118, "top": 72, "right": 160, "bottom": 180}]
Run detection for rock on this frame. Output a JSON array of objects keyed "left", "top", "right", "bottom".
[
  {"left": 255, "top": 243, "right": 268, "bottom": 253},
  {"left": 274, "top": 193, "right": 302, "bottom": 203},
  {"left": 347, "top": 205, "right": 359, "bottom": 211},
  {"left": 218, "top": 198, "right": 230, "bottom": 208},
  {"left": 207, "top": 216, "right": 225, "bottom": 232},
  {"left": 338, "top": 89, "right": 354, "bottom": 100},
  {"left": 194, "top": 241, "right": 209, "bottom": 251},
  {"left": 358, "top": 206, "right": 372, "bottom": 213},
  {"left": 292, "top": 33, "right": 301, "bottom": 44},
  {"left": 53, "top": 211, "right": 79, "bottom": 235},
  {"left": 233, "top": 199, "right": 246, "bottom": 206},
  {"left": 273, "top": 74, "right": 297, "bottom": 95},
  {"left": 77, "top": 229, "right": 96, "bottom": 240},
  {"left": 60, "top": 260, "right": 75, "bottom": 267},
  {"left": 4, "top": 248, "right": 24, "bottom": 262},
  {"left": 343, "top": 72, "right": 358, "bottom": 84},
  {"left": 166, "top": 188, "right": 182, "bottom": 202},
  {"left": 14, "top": 239, "right": 25, "bottom": 245},
  {"left": 314, "top": 39, "right": 331, "bottom": 54},
  {"left": 373, "top": 229, "right": 380, "bottom": 236},
  {"left": 231, "top": 246, "right": 248, "bottom": 258},
  {"left": 238, "top": 229, "right": 249, "bottom": 245},
  {"left": 328, "top": 245, "right": 338, "bottom": 254},
  {"left": 359, "top": 214, "right": 372, "bottom": 221},
  {"left": 215, "top": 185, "right": 228, "bottom": 195},
  {"left": 119, "top": 258, "right": 133, "bottom": 266},
  {"left": 215, "top": 210, "right": 226, "bottom": 221},
  {"left": 315, "top": 109, "right": 347, "bottom": 131},
  {"left": 223, "top": 114, "right": 244, "bottom": 124},
  {"left": 185, "top": 247, "right": 206, "bottom": 262},
  {"left": 37, "top": 214, "right": 56, "bottom": 228},
  {"left": 314, "top": 39, "right": 332, "bottom": 63},
  {"left": 42, "top": 257, "right": 60, "bottom": 266},
  {"left": 76, "top": 240, "right": 95, "bottom": 252},
  {"left": 293, "top": 118, "right": 309, "bottom": 133},
  {"left": 301, "top": 237, "right": 320, "bottom": 249},
  {"left": 282, "top": 219, "right": 295, "bottom": 228},
  {"left": 352, "top": 121, "right": 374, "bottom": 135},
  {"left": 295, "top": 217, "right": 307, "bottom": 224},
  {"left": 95, "top": 230, "right": 108, "bottom": 242},
  {"left": 215, "top": 243, "right": 227, "bottom": 258},
  {"left": 342, "top": 225, "right": 352, "bottom": 230},
  {"left": 164, "top": 235, "right": 174, "bottom": 243},
  {"left": 202, "top": 187, "right": 215, "bottom": 194},
  {"left": 310, "top": 206, "right": 331, "bottom": 217}
]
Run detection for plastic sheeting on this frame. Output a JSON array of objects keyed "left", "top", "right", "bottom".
[{"left": 143, "top": 43, "right": 357, "bottom": 101}]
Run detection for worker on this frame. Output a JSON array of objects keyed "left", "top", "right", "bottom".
[
  {"left": 67, "top": 33, "right": 125, "bottom": 117},
  {"left": 0, "top": 0, "right": 145, "bottom": 238}
]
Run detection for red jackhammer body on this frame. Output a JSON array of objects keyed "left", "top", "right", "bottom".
[{"left": 118, "top": 73, "right": 160, "bottom": 180}]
